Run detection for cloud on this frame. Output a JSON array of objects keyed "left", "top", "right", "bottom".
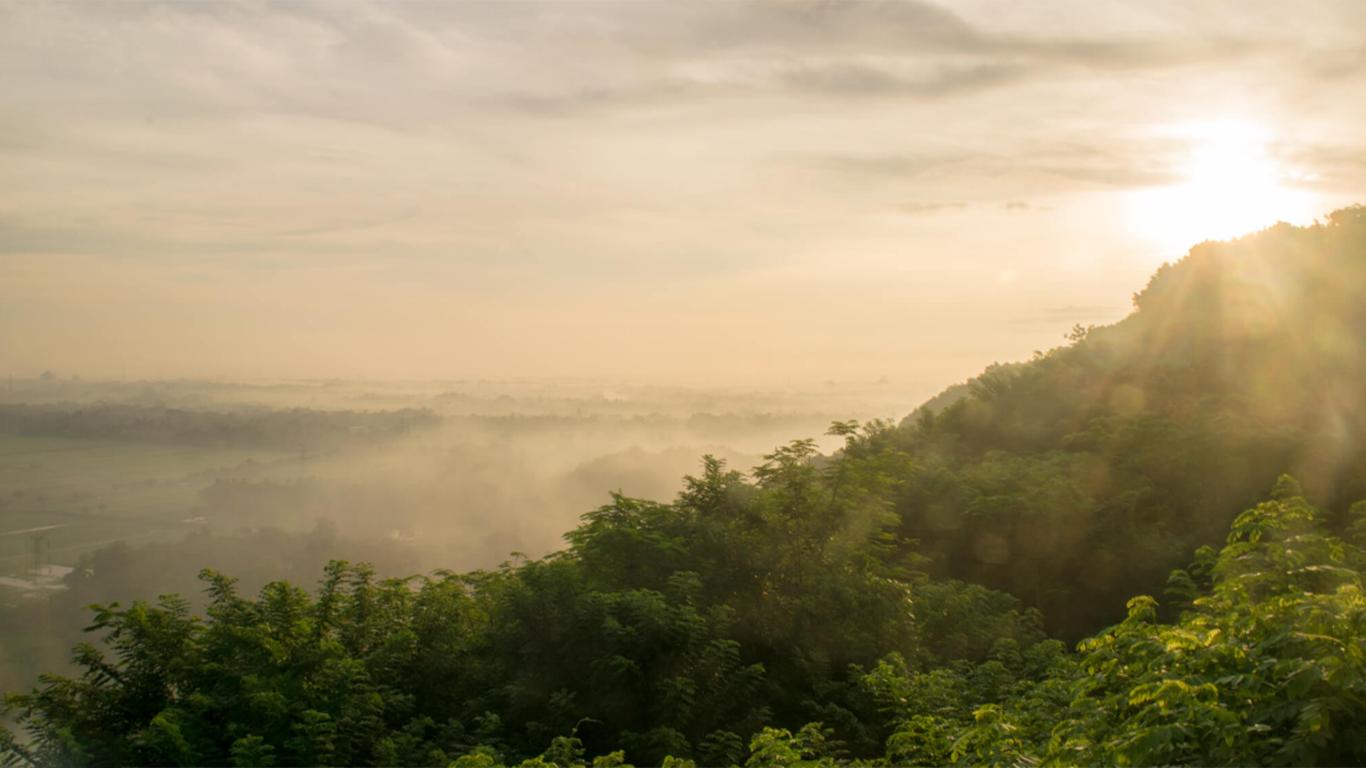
[
  {"left": 803, "top": 142, "right": 1180, "bottom": 192},
  {"left": 895, "top": 201, "right": 969, "bottom": 216},
  {"left": 1028, "top": 157, "right": 1181, "bottom": 188},
  {"left": 1278, "top": 143, "right": 1366, "bottom": 190},
  {"left": 778, "top": 60, "right": 1029, "bottom": 99},
  {"left": 0, "top": 0, "right": 1315, "bottom": 131},
  {"left": 2, "top": 0, "right": 1363, "bottom": 382},
  {"left": 658, "top": 0, "right": 980, "bottom": 55},
  {"left": 479, "top": 1, "right": 1288, "bottom": 115},
  {"left": 1300, "top": 46, "right": 1366, "bottom": 80},
  {"left": 1029, "top": 37, "right": 1271, "bottom": 71},
  {"left": 496, "top": 80, "right": 720, "bottom": 116},
  {"left": 1016, "top": 304, "right": 1126, "bottom": 326},
  {"left": 801, "top": 152, "right": 967, "bottom": 180}
]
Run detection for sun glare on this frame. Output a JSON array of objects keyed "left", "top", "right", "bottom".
[{"left": 1129, "top": 120, "right": 1315, "bottom": 256}]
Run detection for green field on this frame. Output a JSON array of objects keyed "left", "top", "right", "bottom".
[{"left": 0, "top": 435, "right": 296, "bottom": 574}]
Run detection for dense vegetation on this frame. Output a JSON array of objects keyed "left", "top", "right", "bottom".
[
  {"left": 885, "top": 207, "right": 1366, "bottom": 637},
  {"left": 3, "top": 209, "right": 1365, "bottom": 766}
]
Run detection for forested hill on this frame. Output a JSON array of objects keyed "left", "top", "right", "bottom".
[
  {"left": 881, "top": 205, "right": 1366, "bottom": 636},
  {"left": 4, "top": 209, "right": 1366, "bottom": 767}
]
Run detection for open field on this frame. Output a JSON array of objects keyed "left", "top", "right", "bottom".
[
  {"left": 0, "top": 379, "right": 925, "bottom": 696},
  {"left": 0, "top": 434, "right": 297, "bottom": 574},
  {"left": 0, "top": 379, "right": 927, "bottom": 578}
]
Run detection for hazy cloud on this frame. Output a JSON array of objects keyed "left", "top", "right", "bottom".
[
  {"left": 895, "top": 202, "right": 969, "bottom": 216},
  {"left": 779, "top": 60, "right": 1029, "bottom": 99},
  {"left": 1017, "top": 304, "right": 1127, "bottom": 326},
  {"left": 804, "top": 153, "right": 965, "bottom": 180},
  {"left": 2, "top": 0, "right": 1363, "bottom": 383}
]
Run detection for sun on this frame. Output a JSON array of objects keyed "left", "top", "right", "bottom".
[{"left": 1129, "top": 120, "right": 1315, "bottom": 256}]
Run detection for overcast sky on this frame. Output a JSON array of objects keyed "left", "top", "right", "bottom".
[{"left": 3, "top": 0, "right": 1364, "bottom": 389}]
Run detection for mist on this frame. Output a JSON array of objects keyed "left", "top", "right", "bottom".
[
  {"left": 4, "top": 2, "right": 1366, "bottom": 765},
  {"left": 0, "top": 375, "right": 924, "bottom": 693}
]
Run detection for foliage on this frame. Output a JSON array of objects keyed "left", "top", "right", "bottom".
[
  {"left": 855, "top": 480, "right": 1366, "bottom": 766},
  {"left": 4, "top": 211, "right": 1366, "bottom": 765},
  {"left": 884, "top": 209, "right": 1366, "bottom": 635}
]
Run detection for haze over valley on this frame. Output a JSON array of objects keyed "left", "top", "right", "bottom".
[{"left": 3, "top": 2, "right": 1366, "bottom": 766}]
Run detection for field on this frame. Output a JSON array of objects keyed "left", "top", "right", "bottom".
[
  {"left": 0, "top": 434, "right": 296, "bottom": 575},
  {"left": 0, "top": 379, "right": 926, "bottom": 579}
]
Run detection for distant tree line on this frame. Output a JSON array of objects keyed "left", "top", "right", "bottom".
[{"left": 0, "top": 404, "right": 439, "bottom": 450}]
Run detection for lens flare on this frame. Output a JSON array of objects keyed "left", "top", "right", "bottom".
[{"left": 1129, "top": 120, "right": 1316, "bottom": 256}]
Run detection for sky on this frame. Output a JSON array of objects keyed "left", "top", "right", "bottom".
[{"left": 2, "top": 0, "right": 1365, "bottom": 388}]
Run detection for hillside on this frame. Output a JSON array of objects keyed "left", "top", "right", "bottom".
[
  {"left": 881, "top": 206, "right": 1366, "bottom": 636},
  {"left": 4, "top": 209, "right": 1366, "bottom": 766}
]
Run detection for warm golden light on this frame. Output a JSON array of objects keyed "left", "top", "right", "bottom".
[{"left": 1130, "top": 120, "right": 1316, "bottom": 255}]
